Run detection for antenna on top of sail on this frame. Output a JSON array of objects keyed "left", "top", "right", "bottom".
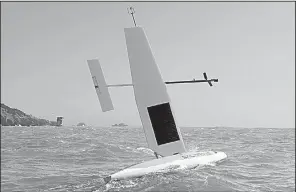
[{"left": 127, "top": 6, "right": 137, "bottom": 27}]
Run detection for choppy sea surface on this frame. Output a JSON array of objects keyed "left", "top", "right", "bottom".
[{"left": 1, "top": 126, "right": 295, "bottom": 192}]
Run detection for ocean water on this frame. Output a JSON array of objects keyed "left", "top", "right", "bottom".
[{"left": 1, "top": 126, "right": 295, "bottom": 192}]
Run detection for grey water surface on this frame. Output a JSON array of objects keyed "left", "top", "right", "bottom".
[{"left": 1, "top": 126, "right": 294, "bottom": 192}]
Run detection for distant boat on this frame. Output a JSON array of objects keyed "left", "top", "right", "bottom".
[
  {"left": 112, "top": 123, "right": 128, "bottom": 127},
  {"left": 77, "top": 122, "right": 86, "bottom": 127}
]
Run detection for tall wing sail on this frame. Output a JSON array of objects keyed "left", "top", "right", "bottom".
[{"left": 124, "top": 27, "right": 186, "bottom": 157}]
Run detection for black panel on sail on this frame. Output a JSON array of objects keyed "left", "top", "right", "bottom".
[{"left": 147, "top": 102, "right": 180, "bottom": 145}]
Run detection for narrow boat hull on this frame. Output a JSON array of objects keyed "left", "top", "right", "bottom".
[{"left": 104, "top": 151, "right": 227, "bottom": 183}]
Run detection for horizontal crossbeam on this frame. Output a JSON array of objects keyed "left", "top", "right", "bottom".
[{"left": 107, "top": 79, "right": 218, "bottom": 87}]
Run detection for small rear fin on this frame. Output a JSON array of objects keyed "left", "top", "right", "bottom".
[{"left": 87, "top": 59, "right": 114, "bottom": 112}]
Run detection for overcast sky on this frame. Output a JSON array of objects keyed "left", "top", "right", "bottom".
[{"left": 1, "top": 2, "right": 294, "bottom": 128}]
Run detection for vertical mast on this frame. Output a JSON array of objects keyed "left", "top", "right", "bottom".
[{"left": 127, "top": 6, "right": 137, "bottom": 27}]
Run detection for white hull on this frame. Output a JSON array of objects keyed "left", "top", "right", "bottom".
[{"left": 105, "top": 151, "right": 227, "bottom": 183}]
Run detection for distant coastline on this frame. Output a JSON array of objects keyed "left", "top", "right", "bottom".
[{"left": 1, "top": 103, "right": 56, "bottom": 126}]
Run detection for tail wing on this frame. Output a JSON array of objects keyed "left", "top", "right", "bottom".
[{"left": 87, "top": 59, "right": 114, "bottom": 112}]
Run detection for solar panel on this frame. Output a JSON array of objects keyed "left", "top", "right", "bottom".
[{"left": 147, "top": 103, "right": 180, "bottom": 145}]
